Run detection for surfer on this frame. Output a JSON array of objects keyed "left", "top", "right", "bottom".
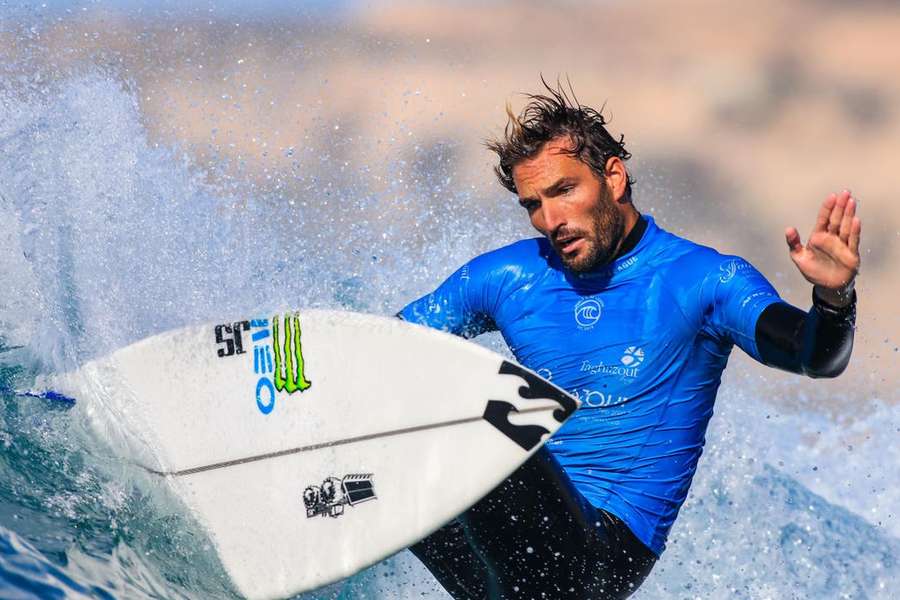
[{"left": 398, "top": 82, "right": 859, "bottom": 599}]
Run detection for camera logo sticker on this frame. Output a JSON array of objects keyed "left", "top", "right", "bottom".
[{"left": 303, "top": 474, "right": 377, "bottom": 518}]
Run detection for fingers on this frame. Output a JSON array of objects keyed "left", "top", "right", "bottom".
[
  {"left": 838, "top": 196, "right": 856, "bottom": 242},
  {"left": 809, "top": 231, "right": 861, "bottom": 274},
  {"left": 784, "top": 226, "right": 802, "bottom": 254},
  {"left": 827, "top": 190, "right": 851, "bottom": 234},
  {"left": 848, "top": 216, "right": 861, "bottom": 255},
  {"left": 813, "top": 193, "right": 837, "bottom": 233}
]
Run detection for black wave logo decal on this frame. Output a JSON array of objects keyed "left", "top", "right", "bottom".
[{"left": 483, "top": 361, "right": 578, "bottom": 451}]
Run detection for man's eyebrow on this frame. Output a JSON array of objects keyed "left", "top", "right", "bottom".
[
  {"left": 517, "top": 177, "right": 577, "bottom": 204},
  {"left": 542, "top": 177, "right": 576, "bottom": 196}
]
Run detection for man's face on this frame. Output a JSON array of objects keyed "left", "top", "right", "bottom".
[{"left": 512, "top": 138, "right": 626, "bottom": 272}]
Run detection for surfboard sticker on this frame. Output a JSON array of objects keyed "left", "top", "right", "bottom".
[
  {"left": 303, "top": 473, "right": 377, "bottom": 518},
  {"left": 484, "top": 360, "right": 579, "bottom": 450},
  {"left": 213, "top": 313, "right": 313, "bottom": 415},
  {"left": 44, "top": 310, "right": 580, "bottom": 600}
]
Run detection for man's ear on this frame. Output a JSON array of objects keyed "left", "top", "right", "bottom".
[{"left": 604, "top": 157, "right": 628, "bottom": 203}]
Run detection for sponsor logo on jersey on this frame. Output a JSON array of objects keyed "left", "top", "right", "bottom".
[
  {"left": 620, "top": 346, "right": 645, "bottom": 368},
  {"left": 482, "top": 361, "right": 578, "bottom": 451},
  {"left": 303, "top": 473, "right": 376, "bottom": 518},
  {"left": 616, "top": 255, "right": 639, "bottom": 272},
  {"left": 572, "top": 388, "right": 630, "bottom": 408},
  {"left": 718, "top": 258, "right": 752, "bottom": 283},
  {"left": 741, "top": 289, "right": 778, "bottom": 309},
  {"left": 579, "top": 346, "right": 646, "bottom": 379},
  {"left": 574, "top": 296, "right": 604, "bottom": 330}
]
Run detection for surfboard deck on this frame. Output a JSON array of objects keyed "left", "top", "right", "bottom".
[{"left": 43, "top": 310, "right": 579, "bottom": 599}]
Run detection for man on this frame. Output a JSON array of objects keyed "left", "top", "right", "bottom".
[{"left": 397, "top": 84, "right": 859, "bottom": 599}]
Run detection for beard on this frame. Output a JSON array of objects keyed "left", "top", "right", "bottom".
[{"left": 555, "top": 183, "right": 626, "bottom": 273}]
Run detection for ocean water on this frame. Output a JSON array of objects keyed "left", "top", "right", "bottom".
[{"left": 1, "top": 40, "right": 899, "bottom": 600}]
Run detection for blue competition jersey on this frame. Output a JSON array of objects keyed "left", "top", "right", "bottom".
[{"left": 399, "top": 216, "right": 783, "bottom": 555}]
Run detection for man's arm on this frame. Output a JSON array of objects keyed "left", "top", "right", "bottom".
[
  {"left": 396, "top": 253, "right": 504, "bottom": 338},
  {"left": 754, "top": 291, "right": 855, "bottom": 378},
  {"left": 755, "top": 190, "right": 861, "bottom": 378}
]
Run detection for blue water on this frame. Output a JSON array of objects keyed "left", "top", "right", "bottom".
[{"left": 1, "top": 16, "right": 899, "bottom": 600}]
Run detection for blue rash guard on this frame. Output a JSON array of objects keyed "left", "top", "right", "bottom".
[{"left": 399, "top": 215, "right": 783, "bottom": 556}]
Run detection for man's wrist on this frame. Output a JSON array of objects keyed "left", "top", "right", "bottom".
[
  {"left": 812, "top": 281, "right": 856, "bottom": 316},
  {"left": 813, "top": 282, "right": 855, "bottom": 309}
]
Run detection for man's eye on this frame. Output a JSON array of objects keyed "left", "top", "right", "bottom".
[
  {"left": 521, "top": 201, "right": 539, "bottom": 212},
  {"left": 561, "top": 186, "right": 574, "bottom": 194}
]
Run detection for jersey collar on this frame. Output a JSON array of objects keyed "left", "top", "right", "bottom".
[{"left": 614, "top": 214, "right": 648, "bottom": 259}]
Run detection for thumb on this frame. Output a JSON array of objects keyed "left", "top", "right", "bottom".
[{"left": 785, "top": 227, "right": 803, "bottom": 255}]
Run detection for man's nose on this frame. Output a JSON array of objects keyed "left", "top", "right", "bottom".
[{"left": 540, "top": 201, "right": 566, "bottom": 235}]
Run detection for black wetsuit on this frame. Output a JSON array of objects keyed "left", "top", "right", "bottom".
[
  {"left": 401, "top": 216, "right": 856, "bottom": 599},
  {"left": 410, "top": 447, "right": 658, "bottom": 599}
]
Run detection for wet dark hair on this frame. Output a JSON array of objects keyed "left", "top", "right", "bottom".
[{"left": 486, "top": 78, "right": 634, "bottom": 198}]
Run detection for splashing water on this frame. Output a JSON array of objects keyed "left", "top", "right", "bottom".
[{"left": 1, "top": 61, "right": 898, "bottom": 600}]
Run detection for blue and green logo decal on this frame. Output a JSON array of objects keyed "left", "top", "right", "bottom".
[{"left": 215, "top": 312, "right": 312, "bottom": 414}]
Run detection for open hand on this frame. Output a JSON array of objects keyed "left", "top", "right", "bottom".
[{"left": 785, "top": 190, "right": 861, "bottom": 306}]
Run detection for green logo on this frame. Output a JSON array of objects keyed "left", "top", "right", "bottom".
[{"left": 272, "top": 313, "right": 312, "bottom": 394}]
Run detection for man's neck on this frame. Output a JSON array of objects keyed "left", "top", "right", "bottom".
[{"left": 613, "top": 212, "right": 647, "bottom": 260}]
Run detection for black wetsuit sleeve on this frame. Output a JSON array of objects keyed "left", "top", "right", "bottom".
[{"left": 754, "top": 289, "right": 856, "bottom": 378}]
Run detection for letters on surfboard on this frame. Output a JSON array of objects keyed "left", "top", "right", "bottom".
[
  {"left": 213, "top": 313, "right": 312, "bottom": 415},
  {"left": 213, "top": 313, "right": 577, "bottom": 453}
]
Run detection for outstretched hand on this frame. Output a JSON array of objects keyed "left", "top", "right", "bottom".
[{"left": 785, "top": 190, "right": 861, "bottom": 307}]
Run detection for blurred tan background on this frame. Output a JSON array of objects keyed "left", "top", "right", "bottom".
[{"left": 3, "top": 0, "right": 898, "bottom": 407}]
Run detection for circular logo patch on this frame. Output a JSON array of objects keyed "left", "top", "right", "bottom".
[{"left": 574, "top": 297, "right": 603, "bottom": 329}]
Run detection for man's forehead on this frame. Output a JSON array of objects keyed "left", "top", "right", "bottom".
[
  {"left": 513, "top": 140, "right": 585, "bottom": 187},
  {"left": 526, "top": 136, "right": 578, "bottom": 163}
]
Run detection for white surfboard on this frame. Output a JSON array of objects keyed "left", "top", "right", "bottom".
[{"left": 43, "top": 310, "right": 579, "bottom": 600}]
